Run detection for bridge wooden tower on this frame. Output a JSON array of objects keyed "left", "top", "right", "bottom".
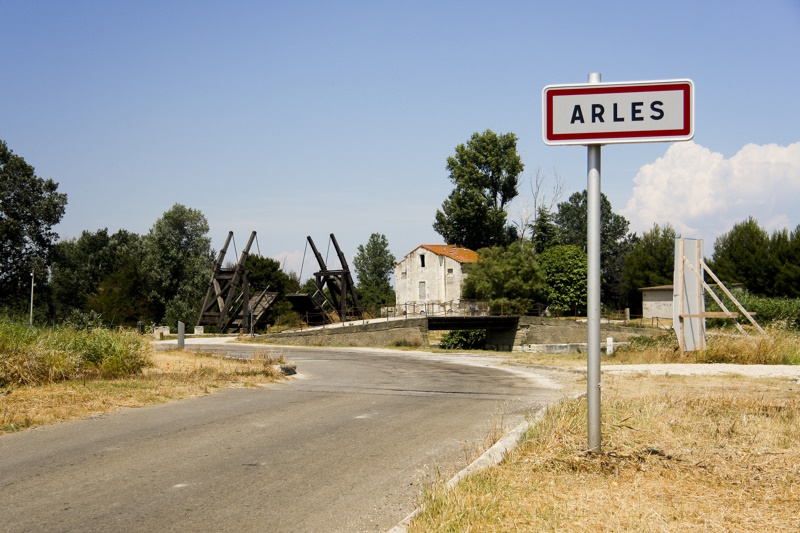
[
  {"left": 286, "top": 233, "right": 362, "bottom": 326},
  {"left": 196, "top": 231, "right": 278, "bottom": 333}
]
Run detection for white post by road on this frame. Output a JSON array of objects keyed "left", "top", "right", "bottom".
[
  {"left": 178, "top": 321, "right": 185, "bottom": 349},
  {"left": 586, "top": 72, "right": 602, "bottom": 452},
  {"left": 29, "top": 271, "right": 34, "bottom": 326}
]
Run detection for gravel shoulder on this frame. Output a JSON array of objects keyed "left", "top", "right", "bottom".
[{"left": 598, "top": 363, "right": 800, "bottom": 380}]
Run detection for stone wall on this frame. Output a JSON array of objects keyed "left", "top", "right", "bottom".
[
  {"left": 258, "top": 318, "right": 429, "bottom": 348},
  {"left": 257, "top": 316, "right": 660, "bottom": 352},
  {"left": 514, "top": 316, "right": 658, "bottom": 351}
]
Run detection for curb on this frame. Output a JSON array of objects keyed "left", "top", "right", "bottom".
[
  {"left": 387, "top": 406, "right": 548, "bottom": 533},
  {"left": 387, "top": 388, "right": 587, "bottom": 533}
]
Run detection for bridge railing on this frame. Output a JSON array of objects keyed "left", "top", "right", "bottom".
[{"left": 289, "top": 302, "right": 662, "bottom": 330}]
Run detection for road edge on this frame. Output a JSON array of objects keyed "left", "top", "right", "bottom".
[{"left": 387, "top": 404, "right": 548, "bottom": 533}]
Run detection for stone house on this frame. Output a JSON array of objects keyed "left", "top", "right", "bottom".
[{"left": 394, "top": 244, "right": 479, "bottom": 316}]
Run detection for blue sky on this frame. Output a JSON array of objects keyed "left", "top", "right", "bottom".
[{"left": 3, "top": 0, "right": 799, "bottom": 280}]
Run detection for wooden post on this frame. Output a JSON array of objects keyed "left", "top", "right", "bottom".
[
  {"left": 695, "top": 239, "right": 705, "bottom": 350},
  {"left": 678, "top": 238, "right": 685, "bottom": 355}
]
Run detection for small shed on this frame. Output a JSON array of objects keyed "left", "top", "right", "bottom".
[{"left": 639, "top": 285, "right": 673, "bottom": 319}]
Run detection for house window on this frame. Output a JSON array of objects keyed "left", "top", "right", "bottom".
[
  {"left": 400, "top": 271, "right": 407, "bottom": 279},
  {"left": 418, "top": 281, "right": 426, "bottom": 299},
  {"left": 447, "top": 268, "right": 454, "bottom": 276},
  {"left": 419, "top": 254, "right": 425, "bottom": 267}
]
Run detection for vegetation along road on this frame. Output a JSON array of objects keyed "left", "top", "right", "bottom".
[{"left": 0, "top": 342, "right": 563, "bottom": 532}]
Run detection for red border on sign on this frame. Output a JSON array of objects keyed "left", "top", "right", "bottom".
[{"left": 545, "top": 82, "right": 692, "bottom": 143}]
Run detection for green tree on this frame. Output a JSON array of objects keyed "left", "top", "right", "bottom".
[
  {"left": 539, "top": 245, "right": 587, "bottom": 312},
  {"left": 621, "top": 224, "right": 678, "bottom": 310},
  {"left": 433, "top": 130, "right": 523, "bottom": 250},
  {"left": 352, "top": 233, "right": 396, "bottom": 311},
  {"left": 300, "top": 277, "right": 318, "bottom": 295},
  {"left": 554, "top": 190, "right": 635, "bottom": 305},
  {"left": 531, "top": 206, "right": 560, "bottom": 254},
  {"left": 0, "top": 139, "right": 67, "bottom": 308},
  {"left": 88, "top": 231, "right": 149, "bottom": 326},
  {"left": 49, "top": 229, "right": 149, "bottom": 326},
  {"left": 142, "top": 204, "right": 213, "bottom": 328},
  {"left": 50, "top": 229, "right": 113, "bottom": 320},
  {"left": 770, "top": 225, "right": 800, "bottom": 298},
  {"left": 245, "top": 254, "right": 293, "bottom": 295},
  {"left": 709, "top": 217, "right": 771, "bottom": 296},
  {"left": 461, "top": 241, "right": 543, "bottom": 314}
]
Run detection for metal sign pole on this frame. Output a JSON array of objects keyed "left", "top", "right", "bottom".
[
  {"left": 586, "top": 72, "right": 602, "bottom": 452},
  {"left": 544, "top": 73, "right": 694, "bottom": 452}
]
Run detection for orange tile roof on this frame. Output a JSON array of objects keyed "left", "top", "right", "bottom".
[{"left": 411, "top": 244, "right": 479, "bottom": 264}]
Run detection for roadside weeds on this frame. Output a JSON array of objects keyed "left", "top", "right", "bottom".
[
  {"left": 1, "top": 348, "right": 288, "bottom": 433},
  {"left": 409, "top": 373, "right": 800, "bottom": 532}
]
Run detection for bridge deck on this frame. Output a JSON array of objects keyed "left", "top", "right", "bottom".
[{"left": 426, "top": 316, "right": 519, "bottom": 331}]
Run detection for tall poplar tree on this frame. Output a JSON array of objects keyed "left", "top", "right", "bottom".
[
  {"left": 353, "top": 233, "right": 396, "bottom": 310},
  {"left": 433, "top": 130, "right": 523, "bottom": 250}
]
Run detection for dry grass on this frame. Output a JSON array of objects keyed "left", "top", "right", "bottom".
[
  {"left": 507, "top": 351, "right": 588, "bottom": 368},
  {"left": 508, "top": 323, "right": 800, "bottom": 368},
  {"left": 460, "top": 412, "right": 510, "bottom": 466},
  {"left": 1, "top": 349, "right": 287, "bottom": 433},
  {"left": 410, "top": 374, "right": 800, "bottom": 532},
  {"left": 703, "top": 322, "right": 800, "bottom": 365}
]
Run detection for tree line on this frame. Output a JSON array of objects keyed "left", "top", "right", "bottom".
[
  {"left": 1, "top": 138, "right": 396, "bottom": 329},
  {"left": 433, "top": 130, "right": 800, "bottom": 315},
  {"left": 4, "top": 133, "right": 797, "bottom": 328}
]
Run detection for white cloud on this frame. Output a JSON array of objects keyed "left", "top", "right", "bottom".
[{"left": 622, "top": 141, "right": 800, "bottom": 246}]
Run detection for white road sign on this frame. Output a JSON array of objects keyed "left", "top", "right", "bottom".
[{"left": 542, "top": 79, "right": 694, "bottom": 145}]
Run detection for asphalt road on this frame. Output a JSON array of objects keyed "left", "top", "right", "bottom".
[{"left": 0, "top": 344, "right": 562, "bottom": 532}]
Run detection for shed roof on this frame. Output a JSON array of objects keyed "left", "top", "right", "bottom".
[{"left": 638, "top": 285, "right": 673, "bottom": 292}]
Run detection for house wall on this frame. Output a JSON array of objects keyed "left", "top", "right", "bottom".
[
  {"left": 395, "top": 248, "right": 469, "bottom": 312},
  {"left": 642, "top": 289, "right": 673, "bottom": 319}
]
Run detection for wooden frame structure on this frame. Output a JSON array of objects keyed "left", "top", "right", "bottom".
[
  {"left": 196, "top": 231, "right": 278, "bottom": 333},
  {"left": 674, "top": 237, "right": 764, "bottom": 354},
  {"left": 286, "top": 234, "right": 362, "bottom": 325}
]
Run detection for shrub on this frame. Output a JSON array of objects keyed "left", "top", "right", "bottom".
[
  {"left": 439, "top": 329, "right": 486, "bottom": 350},
  {"left": 706, "top": 290, "right": 800, "bottom": 330}
]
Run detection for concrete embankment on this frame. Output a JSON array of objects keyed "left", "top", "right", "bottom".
[{"left": 258, "top": 316, "right": 659, "bottom": 352}]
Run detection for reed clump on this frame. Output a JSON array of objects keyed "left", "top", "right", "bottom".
[
  {"left": 701, "top": 321, "right": 800, "bottom": 365},
  {"left": 0, "top": 318, "right": 151, "bottom": 387}
]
